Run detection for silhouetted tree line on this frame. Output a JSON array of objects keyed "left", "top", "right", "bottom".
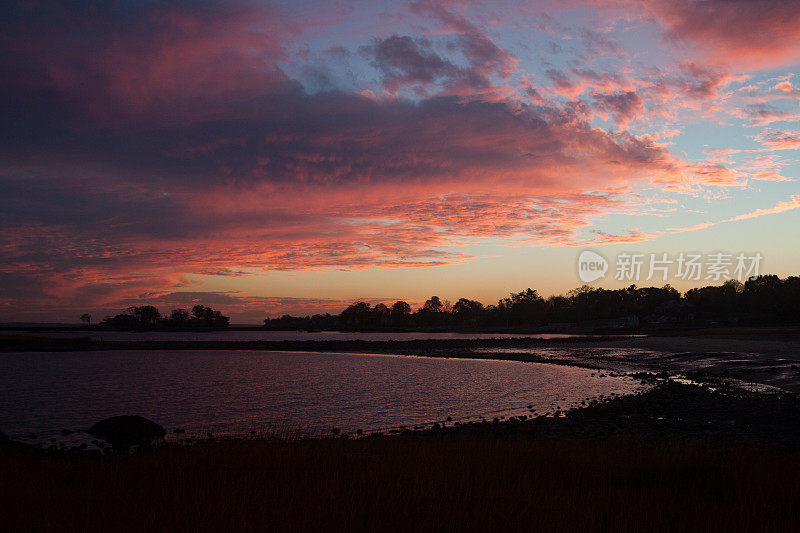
[
  {"left": 97, "top": 305, "right": 230, "bottom": 330},
  {"left": 263, "top": 275, "right": 800, "bottom": 332}
]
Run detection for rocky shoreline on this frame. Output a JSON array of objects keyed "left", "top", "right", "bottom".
[
  {"left": 3, "top": 377, "right": 799, "bottom": 454},
  {"left": 3, "top": 331, "right": 800, "bottom": 454},
  {"left": 3, "top": 363, "right": 799, "bottom": 530}
]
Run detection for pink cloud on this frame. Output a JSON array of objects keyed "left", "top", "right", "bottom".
[
  {"left": 1, "top": 0, "right": 782, "bottom": 321},
  {"left": 734, "top": 104, "right": 800, "bottom": 126},
  {"left": 773, "top": 80, "right": 800, "bottom": 94},
  {"left": 2, "top": 1, "right": 297, "bottom": 127},
  {"left": 636, "top": 62, "right": 740, "bottom": 121},
  {"left": 755, "top": 130, "right": 800, "bottom": 150},
  {"left": 591, "top": 91, "right": 645, "bottom": 125},
  {"left": 737, "top": 154, "right": 793, "bottom": 182},
  {"left": 636, "top": 0, "right": 800, "bottom": 69}
]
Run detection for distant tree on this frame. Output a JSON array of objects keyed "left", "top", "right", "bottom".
[
  {"left": 498, "top": 288, "right": 547, "bottom": 326},
  {"left": 340, "top": 302, "right": 373, "bottom": 327},
  {"left": 391, "top": 300, "right": 411, "bottom": 315},
  {"left": 742, "top": 275, "right": 784, "bottom": 321},
  {"left": 390, "top": 301, "right": 412, "bottom": 326},
  {"left": 418, "top": 296, "right": 446, "bottom": 327},
  {"left": 167, "top": 308, "right": 190, "bottom": 325},
  {"left": 98, "top": 304, "right": 229, "bottom": 330},
  {"left": 99, "top": 305, "right": 159, "bottom": 330},
  {"left": 422, "top": 296, "right": 443, "bottom": 313},
  {"left": 779, "top": 276, "right": 800, "bottom": 321},
  {"left": 190, "top": 305, "right": 230, "bottom": 328},
  {"left": 100, "top": 313, "right": 137, "bottom": 330},
  {"left": 191, "top": 305, "right": 210, "bottom": 321},
  {"left": 373, "top": 303, "right": 390, "bottom": 326},
  {"left": 452, "top": 298, "right": 484, "bottom": 326},
  {"left": 686, "top": 283, "right": 740, "bottom": 318},
  {"left": 723, "top": 279, "right": 744, "bottom": 293},
  {"left": 127, "top": 305, "right": 161, "bottom": 327},
  {"left": 79, "top": 313, "right": 92, "bottom": 326},
  {"left": 258, "top": 274, "right": 800, "bottom": 332}
]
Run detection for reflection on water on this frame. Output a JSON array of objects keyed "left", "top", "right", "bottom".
[
  {"left": 4, "top": 329, "right": 629, "bottom": 342},
  {"left": 0, "top": 350, "right": 645, "bottom": 441}
]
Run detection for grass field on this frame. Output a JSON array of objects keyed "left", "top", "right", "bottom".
[{"left": 2, "top": 430, "right": 799, "bottom": 531}]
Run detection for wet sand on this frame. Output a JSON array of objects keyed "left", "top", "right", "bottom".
[{"left": 539, "top": 333, "right": 800, "bottom": 392}]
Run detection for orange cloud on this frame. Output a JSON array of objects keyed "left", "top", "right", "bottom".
[
  {"left": 727, "top": 195, "right": 800, "bottom": 222},
  {"left": 2, "top": 0, "right": 791, "bottom": 321}
]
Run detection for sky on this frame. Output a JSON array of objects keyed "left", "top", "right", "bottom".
[{"left": 2, "top": 0, "right": 800, "bottom": 323}]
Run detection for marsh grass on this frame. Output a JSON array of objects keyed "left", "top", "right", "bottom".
[{"left": 2, "top": 431, "right": 799, "bottom": 531}]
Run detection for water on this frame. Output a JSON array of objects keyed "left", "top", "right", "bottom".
[
  {"left": 0, "top": 350, "right": 645, "bottom": 443},
  {"left": 4, "top": 329, "right": 616, "bottom": 342}
]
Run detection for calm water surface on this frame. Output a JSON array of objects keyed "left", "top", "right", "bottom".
[
  {"left": 0, "top": 350, "right": 645, "bottom": 441},
  {"left": 9, "top": 330, "right": 611, "bottom": 342}
]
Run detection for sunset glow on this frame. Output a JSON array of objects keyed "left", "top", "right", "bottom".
[{"left": 3, "top": 0, "right": 800, "bottom": 322}]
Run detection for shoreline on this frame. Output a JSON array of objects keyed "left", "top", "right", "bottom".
[
  {"left": 3, "top": 333, "right": 800, "bottom": 451},
  {"left": 2, "top": 380, "right": 799, "bottom": 530},
  {"left": 4, "top": 337, "right": 799, "bottom": 529},
  {"left": 4, "top": 331, "right": 800, "bottom": 392}
]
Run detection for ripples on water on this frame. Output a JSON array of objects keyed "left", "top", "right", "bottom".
[
  {"left": 0, "top": 350, "right": 645, "bottom": 443},
  {"left": 5, "top": 329, "right": 617, "bottom": 342}
]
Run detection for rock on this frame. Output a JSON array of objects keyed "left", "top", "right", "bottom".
[{"left": 87, "top": 416, "right": 166, "bottom": 449}]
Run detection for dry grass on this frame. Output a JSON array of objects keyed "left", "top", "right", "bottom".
[{"left": 2, "top": 432, "right": 799, "bottom": 532}]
